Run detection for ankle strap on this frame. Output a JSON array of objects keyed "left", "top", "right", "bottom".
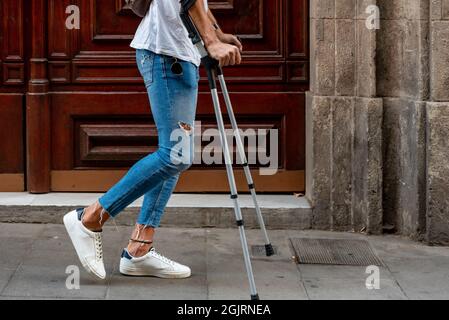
[{"left": 129, "top": 238, "right": 153, "bottom": 245}]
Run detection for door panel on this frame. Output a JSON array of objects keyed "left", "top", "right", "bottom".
[{"left": 0, "top": 0, "right": 26, "bottom": 191}]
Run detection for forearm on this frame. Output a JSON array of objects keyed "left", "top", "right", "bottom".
[
  {"left": 207, "top": 10, "right": 224, "bottom": 36},
  {"left": 206, "top": 9, "right": 242, "bottom": 52},
  {"left": 207, "top": 10, "right": 218, "bottom": 28},
  {"left": 187, "top": 0, "right": 242, "bottom": 66},
  {"left": 188, "top": 0, "right": 219, "bottom": 47}
]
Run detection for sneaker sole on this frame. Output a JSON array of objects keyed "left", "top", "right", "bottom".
[
  {"left": 63, "top": 211, "right": 106, "bottom": 281},
  {"left": 119, "top": 263, "right": 191, "bottom": 279}
]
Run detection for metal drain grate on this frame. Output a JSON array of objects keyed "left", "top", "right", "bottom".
[{"left": 290, "top": 238, "right": 383, "bottom": 266}]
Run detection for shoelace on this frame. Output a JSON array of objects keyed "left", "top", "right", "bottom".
[
  {"left": 94, "top": 233, "right": 104, "bottom": 261},
  {"left": 152, "top": 250, "right": 175, "bottom": 266}
]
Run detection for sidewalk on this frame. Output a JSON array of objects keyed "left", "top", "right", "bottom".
[
  {"left": 0, "top": 193, "right": 312, "bottom": 229},
  {"left": 1, "top": 223, "right": 448, "bottom": 300}
]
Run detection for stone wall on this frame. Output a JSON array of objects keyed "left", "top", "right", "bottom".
[
  {"left": 426, "top": 0, "right": 449, "bottom": 245},
  {"left": 377, "top": 0, "right": 449, "bottom": 245},
  {"left": 377, "top": 0, "right": 429, "bottom": 240},
  {"left": 307, "top": 0, "right": 449, "bottom": 245},
  {"left": 307, "top": 0, "right": 383, "bottom": 234}
]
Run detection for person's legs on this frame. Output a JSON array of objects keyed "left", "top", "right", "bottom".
[
  {"left": 83, "top": 50, "right": 199, "bottom": 247},
  {"left": 127, "top": 174, "right": 179, "bottom": 257},
  {"left": 138, "top": 174, "right": 180, "bottom": 227},
  {"left": 65, "top": 50, "right": 198, "bottom": 279}
]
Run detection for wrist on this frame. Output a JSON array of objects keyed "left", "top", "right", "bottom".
[
  {"left": 213, "top": 22, "right": 220, "bottom": 31},
  {"left": 216, "top": 28, "right": 225, "bottom": 39},
  {"left": 203, "top": 32, "right": 220, "bottom": 47}
]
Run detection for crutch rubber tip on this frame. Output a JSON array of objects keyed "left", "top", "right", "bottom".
[
  {"left": 251, "top": 294, "right": 260, "bottom": 301},
  {"left": 265, "top": 244, "right": 275, "bottom": 257}
]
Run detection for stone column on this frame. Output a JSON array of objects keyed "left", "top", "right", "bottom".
[
  {"left": 306, "top": 0, "right": 383, "bottom": 234},
  {"left": 377, "top": 0, "right": 429, "bottom": 239},
  {"left": 426, "top": 0, "right": 449, "bottom": 245},
  {"left": 377, "top": 0, "right": 449, "bottom": 245}
]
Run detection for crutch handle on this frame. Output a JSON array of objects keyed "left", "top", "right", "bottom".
[{"left": 201, "top": 55, "right": 219, "bottom": 72}]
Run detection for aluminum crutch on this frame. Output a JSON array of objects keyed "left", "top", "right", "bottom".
[
  {"left": 180, "top": 0, "right": 273, "bottom": 300},
  {"left": 204, "top": 59, "right": 259, "bottom": 300},
  {"left": 216, "top": 68, "right": 275, "bottom": 257}
]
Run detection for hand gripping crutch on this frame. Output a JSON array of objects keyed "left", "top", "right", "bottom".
[{"left": 180, "top": 0, "right": 274, "bottom": 300}]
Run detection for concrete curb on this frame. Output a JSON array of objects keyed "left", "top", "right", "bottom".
[{"left": 0, "top": 205, "right": 312, "bottom": 229}]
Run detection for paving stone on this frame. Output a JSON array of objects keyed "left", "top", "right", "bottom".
[
  {"left": 384, "top": 258, "right": 449, "bottom": 300},
  {"left": 303, "top": 277, "right": 407, "bottom": 300},
  {"left": 298, "top": 265, "right": 394, "bottom": 281},
  {"left": 376, "top": 246, "right": 449, "bottom": 300},
  {"left": 0, "top": 268, "right": 16, "bottom": 295},
  {"left": 1, "top": 224, "right": 120, "bottom": 299},
  {"left": 206, "top": 229, "right": 307, "bottom": 300},
  {"left": 0, "top": 238, "right": 34, "bottom": 269},
  {"left": 0, "top": 223, "right": 44, "bottom": 238},
  {"left": 1, "top": 265, "right": 108, "bottom": 299},
  {"left": 106, "top": 272, "right": 207, "bottom": 300}
]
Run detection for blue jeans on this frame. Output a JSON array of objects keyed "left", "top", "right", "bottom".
[{"left": 98, "top": 49, "right": 199, "bottom": 228}]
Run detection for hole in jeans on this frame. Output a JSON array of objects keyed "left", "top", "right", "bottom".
[{"left": 178, "top": 122, "right": 193, "bottom": 136}]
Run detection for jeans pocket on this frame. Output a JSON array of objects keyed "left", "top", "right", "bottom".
[{"left": 136, "top": 50, "right": 155, "bottom": 88}]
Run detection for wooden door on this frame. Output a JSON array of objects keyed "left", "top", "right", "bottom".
[
  {"left": 0, "top": 1, "right": 27, "bottom": 191},
  {"left": 2, "top": 0, "right": 308, "bottom": 193}
]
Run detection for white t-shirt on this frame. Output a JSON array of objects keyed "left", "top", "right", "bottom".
[{"left": 130, "top": 0, "right": 208, "bottom": 67}]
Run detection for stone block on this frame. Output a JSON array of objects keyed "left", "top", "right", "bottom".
[
  {"left": 430, "top": 21, "right": 449, "bottom": 101},
  {"left": 306, "top": 94, "right": 332, "bottom": 229},
  {"left": 382, "top": 98, "right": 426, "bottom": 238},
  {"left": 336, "top": 0, "right": 356, "bottom": 19},
  {"left": 444, "top": 0, "right": 449, "bottom": 19},
  {"left": 356, "top": 19, "right": 377, "bottom": 97},
  {"left": 426, "top": 102, "right": 449, "bottom": 245},
  {"left": 331, "top": 97, "right": 354, "bottom": 230},
  {"left": 352, "top": 97, "right": 383, "bottom": 234},
  {"left": 335, "top": 20, "right": 356, "bottom": 96},
  {"left": 310, "top": 18, "right": 336, "bottom": 96},
  {"left": 376, "top": 18, "right": 429, "bottom": 100},
  {"left": 430, "top": 0, "right": 442, "bottom": 20},
  {"left": 310, "top": 0, "right": 335, "bottom": 19},
  {"left": 377, "top": 0, "right": 406, "bottom": 20}
]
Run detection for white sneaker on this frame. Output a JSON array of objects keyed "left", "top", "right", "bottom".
[
  {"left": 119, "top": 248, "right": 191, "bottom": 279},
  {"left": 63, "top": 208, "right": 106, "bottom": 280}
]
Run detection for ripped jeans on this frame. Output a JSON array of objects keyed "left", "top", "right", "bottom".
[{"left": 98, "top": 49, "right": 199, "bottom": 228}]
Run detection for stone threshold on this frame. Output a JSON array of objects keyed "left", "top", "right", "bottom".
[{"left": 0, "top": 193, "right": 312, "bottom": 230}]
